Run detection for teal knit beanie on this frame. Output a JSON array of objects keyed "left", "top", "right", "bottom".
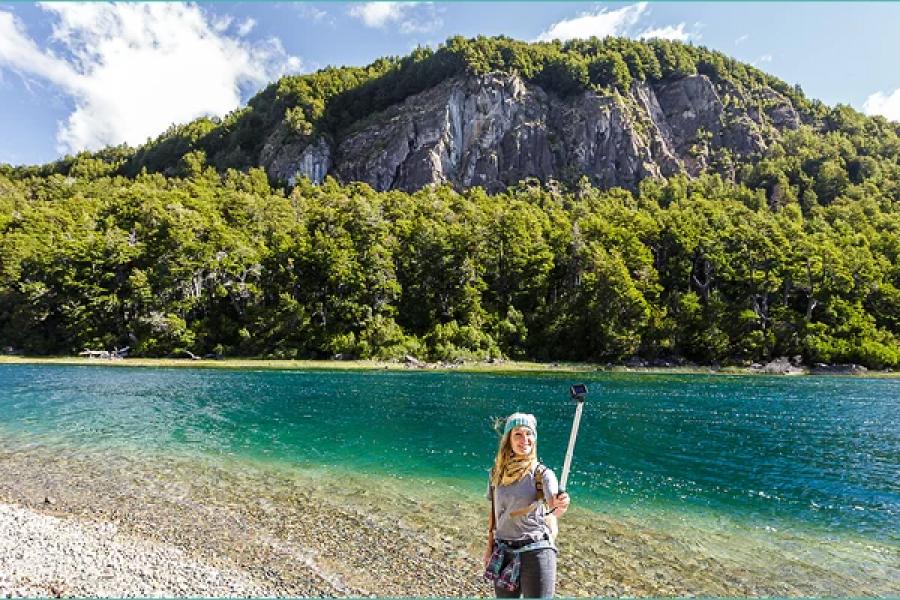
[{"left": 503, "top": 412, "right": 537, "bottom": 437}]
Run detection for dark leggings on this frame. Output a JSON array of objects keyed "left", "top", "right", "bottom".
[{"left": 494, "top": 548, "right": 557, "bottom": 598}]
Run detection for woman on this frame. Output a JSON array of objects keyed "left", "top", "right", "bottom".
[{"left": 484, "top": 412, "right": 570, "bottom": 598}]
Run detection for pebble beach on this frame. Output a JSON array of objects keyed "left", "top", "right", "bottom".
[
  {"left": 2, "top": 442, "right": 898, "bottom": 598},
  {"left": 1, "top": 503, "right": 273, "bottom": 597}
]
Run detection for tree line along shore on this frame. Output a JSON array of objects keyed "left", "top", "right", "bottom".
[
  {"left": 0, "top": 170, "right": 898, "bottom": 370},
  {"left": 2, "top": 38, "right": 899, "bottom": 370}
]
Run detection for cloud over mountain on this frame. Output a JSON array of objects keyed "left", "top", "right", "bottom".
[{"left": 0, "top": 3, "right": 300, "bottom": 154}]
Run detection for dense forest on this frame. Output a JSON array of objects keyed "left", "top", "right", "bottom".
[{"left": 1, "top": 37, "right": 898, "bottom": 367}]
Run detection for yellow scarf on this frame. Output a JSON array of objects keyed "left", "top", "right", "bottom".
[{"left": 498, "top": 453, "right": 537, "bottom": 486}]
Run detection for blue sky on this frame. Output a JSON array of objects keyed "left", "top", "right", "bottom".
[{"left": 1, "top": 2, "right": 899, "bottom": 166}]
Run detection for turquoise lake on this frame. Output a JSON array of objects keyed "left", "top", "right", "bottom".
[{"left": 1, "top": 364, "right": 897, "bottom": 547}]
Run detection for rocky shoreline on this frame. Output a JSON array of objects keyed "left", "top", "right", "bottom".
[
  {"left": 1, "top": 503, "right": 274, "bottom": 597},
  {"left": 0, "top": 355, "right": 893, "bottom": 378},
  {"left": 1, "top": 443, "right": 898, "bottom": 598}
]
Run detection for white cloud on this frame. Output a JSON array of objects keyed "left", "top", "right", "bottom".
[
  {"left": 638, "top": 23, "right": 689, "bottom": 42},
  {"left": 348, "top": 2, "right": 441, "bottom": 34},
  {"left": 864, "top": 89, "right": 900, "bottom": 122},
  {"left": 0, "top": 3, "right": 301, "bottom": 155},
  {"left": 536, "top": 3, "right": 696, "bottom": 44},
  {"left": 749, "top": 54, "right": 774, "bottom": 68},
  {"left": 690, "top": 21, "right": 705, "bottom": 42},
  {"left": 349, "top": 2, "right": 405, "bottom": 28},
  {"left": 399, "top": 14, "right": 442, "bottom": 35},
  {"left": 211, "top": 14, "right": 233, "bottom": 33},
  {"left": 237, "top": 18, "right": 256, "bottom": 37},
  {"left": 536, "top": 3, "right": 649, "bottom": 42},
  {"left": 0, "top": 11, "right": 82, "bottom": 89},
  {"left": 296, "top": 4, "right": 329, "bottom": 24},
  {"left": 735, "top": 34, "right": 749, "bottom": 46}
]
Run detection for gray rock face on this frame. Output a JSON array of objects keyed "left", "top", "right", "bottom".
[
  {"left": 292, "top": 138, "right": 332, "bottom": 185},
  {"left": 760, "top": 88, "right": 801, "bottom": 130},
  {"left": 260, "top": 129, "right": 332, "bottom": 185},
  {"left": 652, "top": 75, "right": 724, "bottom": 174},
  {"left": 752, "top": 356, "right": 805, "bottom": 375},
  {"left": 335, "top": 73, "right": 553, "bottom": 193},
  {"left": 267, "top": 72, "right": 794, "bottom": 192}
]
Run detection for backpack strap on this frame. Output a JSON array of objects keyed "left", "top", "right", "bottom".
[
  {"left": 534, "top": 463, "right": 547, "bottom": 502},
  {"left": 533, "top": 463, "right": 559, "bottom": 543},
  {"left": 488, "top": 467, "right": 496, "bottom": 534}
]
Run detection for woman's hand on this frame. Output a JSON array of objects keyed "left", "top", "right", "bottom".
[{"left": 549, "top": 491, "right": 570, "bottom": 517}]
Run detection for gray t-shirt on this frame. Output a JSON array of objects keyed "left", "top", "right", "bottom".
[{"left": 487, "top": 464, "right": 559, "bottom": 542}]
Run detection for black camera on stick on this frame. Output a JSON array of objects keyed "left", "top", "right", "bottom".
[{"left": 569, "top": 383, "right": 588, "bottom": 402}]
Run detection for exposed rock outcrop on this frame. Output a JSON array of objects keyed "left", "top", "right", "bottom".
[
  {"left": 810, "top": 363, "right": 869, "bottom": 375},
  {"left": 261, "top": 130, "right": 332, "bottom": 186},
  {"left": 751, "top": 357, "right": 805, "bottom": 375},
  {"left": 265, "top": 72, "right": 794, "bottom": 192},
  {"left": 335, "top": 73, "right": 552, "bottom": 193}
]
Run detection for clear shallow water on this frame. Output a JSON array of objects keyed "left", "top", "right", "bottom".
[{"left": 1, "top": 364, "right": 898, "bottom": 544}]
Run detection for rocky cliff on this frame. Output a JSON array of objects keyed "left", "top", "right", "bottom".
[{"left": 262, "top": 71, "right": 801, "bottom": 192}]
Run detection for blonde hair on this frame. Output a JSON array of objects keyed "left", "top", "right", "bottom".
[{"left": 490, "top": 428, "right": 538, "bottom": 488}]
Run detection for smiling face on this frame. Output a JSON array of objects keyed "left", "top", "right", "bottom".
[{"left": 509, "top": 426, "right": 535, "bottom": 457}]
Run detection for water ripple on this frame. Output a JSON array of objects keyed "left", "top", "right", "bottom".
[{"left": 1, "top": 364, "right": 897, "bottom": 542}]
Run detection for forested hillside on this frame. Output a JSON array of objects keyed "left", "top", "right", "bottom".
[
  {"left": 6, "top": 36, "right": 839, "bottom": 184},
  {"left": 1, "top": 37, "right": 898, "bottom": 366}
]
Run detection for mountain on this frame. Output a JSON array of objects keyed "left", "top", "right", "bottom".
[
  {"left": 117, "top": 37, "right": 824, "bottom": 192},
  {"left": 19, "top": 36, "right": 897, "bottom": 203},
  {"left": 1, "top": 37, "right": 898, "bottom": 367},
  {"left": 323, "top": 70, "right": 798, "bottom": 193}
]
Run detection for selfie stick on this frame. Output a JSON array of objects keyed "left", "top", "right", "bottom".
[{"left": 559, "top": 384, "right": 587, "bottom": 492}]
